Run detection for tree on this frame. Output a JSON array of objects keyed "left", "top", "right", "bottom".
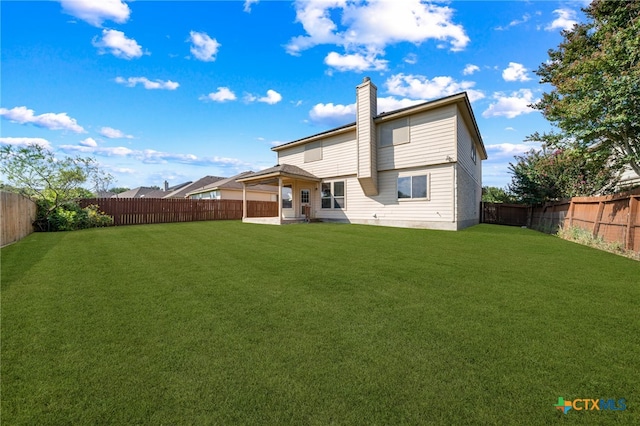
[
  {"left": 481, "top": 186, "right": 516, "bottom": 203},
  {"left": 508, "top": 146, "right": 619, "bottom": 204},
  {"left": 108, "top": 187, "right": 131, "bottom": 194},
  {"left": 532, "top": 0, "right": 640, "bottom": 176},
  {"left": 0, "top": 144, "right": 113, "bottom": 230}
]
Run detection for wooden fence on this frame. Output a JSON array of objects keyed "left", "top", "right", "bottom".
[
  {"left": 80, "top": 198, "right": 278, "bottom": 226},
  {"left": 564, "top": 190, "right": 640, "bottom": 252},
  {"left": 1, "top": 191, "right": 37, "bottom": 246},
  {"left": 482, "top": 188, "right": 640, "bottom": 251},
  {"left": 480, "top": 202, "right": 529, "bottom": 227}
]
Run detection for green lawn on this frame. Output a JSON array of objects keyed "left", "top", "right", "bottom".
[{"left": 2, "top": 222, "right": 639, "bottom": 425}]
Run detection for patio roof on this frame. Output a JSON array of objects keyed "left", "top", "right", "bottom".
[{"left": 236, "top": 164, "right": 320, "bottom": 184}]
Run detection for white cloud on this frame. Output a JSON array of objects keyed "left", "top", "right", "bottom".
[
  {"left": 546, "top": 8, "right": 578, "bottom": 32},
  {"left": 200, "top": 87, "right": 237, "bottom": 102},
  {"left": 495, "top": 14, "right": 530, "bottom": 31},
  {"left": 59, "top": 0, "right": 130, "bottom": 27},
  {"left": 93, "top": 29, "right": 145, "bottom": 59},
  {"left": 188, "top": 31, "right": 220, "bottom": 62},
  {"left": 245, "top": 89, "right": 282, "bottom": 105},
  {"left": 486, "top": 143, "right": 533, "bottom": 158},
  {"left": 58, "top": 143, "right": 250, "bottom": 168},
  {"left": 99, "top": 127, "right": 133, "bottom": 139},
  {"left": 0, "top": 137, "right": 52, "bottom": 150},
  {"left": 243, "top": 0, "right": 259, "bottom": 13},
  {"left": 385, "top": 73, "right": 485, "bottom": 102},
  {"left": 505, "top": 127, "right": 516, "bottom": 131},
  {"left": 0, "top": 106, "right": 85, "bottom": 133},
  {"left": 80, "top": 137, "right": 98, "bottom": 147},
  {"left": 115, "top": 76, "right": 179, "bottom": 90},
  {"left": 404, "top": 53, "right": 418, "bottom": 65},
  {"left": 502, "top": 62, "right": 530, "bottom": 82},
  {"left": 482, "top": 89, "right": 538, "bottom": 119},
  {"left": 462, "top": 64, "right": 479, "bottom": 75},
  {"left": 324, "top": 51, "right": 388, "bottom": 72},
  {"left": 309, "top": 102, "right": 356, "bottom": 126},
  {"left": 309, "top": 96, "right": 424, "bottom": 125},
  {"left": 286, "top": 0, "right": 469, "bottom": 71}
]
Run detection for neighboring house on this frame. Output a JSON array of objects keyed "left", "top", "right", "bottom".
[
  {"left": 164, "top": 176, "right": 226, "bottom": 198},
  {"left": 112, "top": 186, "right": 167, "bottom": 198},
  {"left": 112, "top": 177, "right": 225, "bottom": 199},
  {"left": 617, "top": 165, "right": 640, "bottom": 191},
  {"left": 237, "top": 77, "right": 487, "bottom": 230},
  {"left": 186, "top": 172, "right": 278, "bottom": 201}
]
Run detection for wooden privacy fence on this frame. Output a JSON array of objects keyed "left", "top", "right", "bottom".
[
  {"left": 80, "top": 198, "right": 278, "bottom": 226},
  {"left": 564, "top": 190, "right": 640, "bottom": 252},
  {"left": 1, "top": 191, "right": 37, "bottom": 246},
  {"left": 480, "top": 202, "right": 529, "bottom": 227},
  {"left": 482, "top": 188, "right": 640, "bottom": 251}
]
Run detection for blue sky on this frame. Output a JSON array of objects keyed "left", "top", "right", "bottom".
[{"left": 1, "top": 0, "right": 589, "bottom": 190}]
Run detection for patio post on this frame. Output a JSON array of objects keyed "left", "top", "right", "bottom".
[
  {"left": 278, "top": 177, "right": 283, "bottom": 222},
  {"left": 242, "top": 182, "right": 247, "bottom": 219}
]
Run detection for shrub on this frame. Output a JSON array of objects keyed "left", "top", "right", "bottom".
[{"left": 34, "top": 200, "right": 112, "bottom": 232}]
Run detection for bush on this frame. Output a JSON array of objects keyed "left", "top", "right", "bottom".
[{"left": 34, "top": 200, "right": 113, "bottom": 232}]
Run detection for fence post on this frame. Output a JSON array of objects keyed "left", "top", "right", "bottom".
[
  {"left": 592, "top": 201, "right": 605, "bottom": 237},
  {"left": 627, "top": 195, "right": 638, "bottom": 251}
]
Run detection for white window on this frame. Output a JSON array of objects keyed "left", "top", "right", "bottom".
[
  {"left": 379, "top": 118, "right": 410, "bottom": 147},
  {"left": 471, "top": 143, "right": 477, "bottom": 164},
  {"left": 321, "top": 181, "right": 345, "bottom": 209},
  {"left": 398, "top": 175, "right": 428, "bottom": 200},
  {"left": 304, "top": 141, "right": 322, "bottom": 162}
]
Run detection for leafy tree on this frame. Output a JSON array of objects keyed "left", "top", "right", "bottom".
[
  {"left": 532, "top": 0, "right": 640, "bottom": 176},
  {"left": 508, "top": 146, "right": 619, "bottom": 204},
  {"left": 481, "top": 186, "right": 516, "bottom": 203},
  {"left": 0, "top": 144, "right": 113, "bottom": 230},
  {"left": 108, "top": 187, "right": 131, "bottom": 194}
]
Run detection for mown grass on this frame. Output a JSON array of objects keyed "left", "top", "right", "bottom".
[{"left": 2, "top": 222, "right": 639, "bottom": 425}]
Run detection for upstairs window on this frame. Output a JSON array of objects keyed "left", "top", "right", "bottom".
[
  {"left": 379, "top": 118, "right": 409, "bottom": 147},
  {"left": 398, "top": 175, "right": 428, "bottom": 200},
  {"left": 304, "top": 141, "right": 322, "bottom": 162},
  {"left": 471, "top": 143, "right": 477, "bottom": 164},
  {"left": 321, "top": 181, "right": 345, "bottom": 209}
]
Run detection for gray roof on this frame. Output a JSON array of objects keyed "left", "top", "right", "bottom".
[
  {"left": 187, "top": 171, "right": 278, "bottom": 195},
  {"left": 271, "top": 91, "right": 487, "bottom": 159},
  {"left": 236, "top": 164, "right": 320, "bottom": 182},
  {"left": 112, "top": 187, "right": 166, "bottom": 198},
  {"left": 164, "top": 175, "right": 226, "bottom": 198}
]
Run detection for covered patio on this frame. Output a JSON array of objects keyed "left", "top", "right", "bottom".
[{"left": 236, "top": 164, "right": 321, "bottom": 225}]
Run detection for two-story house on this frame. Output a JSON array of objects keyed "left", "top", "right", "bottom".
[{"left": 237, "top": 77, "right": 487, "bottom": 230}]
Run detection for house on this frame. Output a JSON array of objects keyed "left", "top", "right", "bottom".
[
  {"left": 164, "top": 176, "right": 226, "bottom": 198},
  {"left": 186, "top": 171, "right": 278, "bottom": 201},
  {"left": 237, "top": 77, "right": 487, "bottom": 230},
  {"left": 617, "top": 165, "right": 640, "bottom": 191},
  {"left": 112, "top": 186, "right": 167, "bottom": 198},
  {"left": 113, "top": 176, "right": 225, "bottom": 198}
]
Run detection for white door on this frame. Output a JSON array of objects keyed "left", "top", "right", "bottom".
[{"left": 300, "top": 189, "right": 310, "bottom": 218}]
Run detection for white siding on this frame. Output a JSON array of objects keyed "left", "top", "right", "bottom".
[
  {"left": 220, "top": 189, "right": 275, "bottom": 201},
  {"left": 356, "top": 79, "right": 378, "bottom": 195},
  {"left": 455, "top": 106, "right": 482, "bottom": 229},
  {"left": 378, "top": 105, "right": 456, "bottom": 171},
  {"left": 278, "top": 131, "right": 358, "bottom": 178},
  {"left": 312, "top": 164, "right": 456, "bottom": 229}
]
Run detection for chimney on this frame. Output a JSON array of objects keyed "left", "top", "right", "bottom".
[
  {"left": 356, "top": 77, "right": 378, "bottom": 196},
  {"left": 164, "top": 180, "right": 169, "bottom": 191}
]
